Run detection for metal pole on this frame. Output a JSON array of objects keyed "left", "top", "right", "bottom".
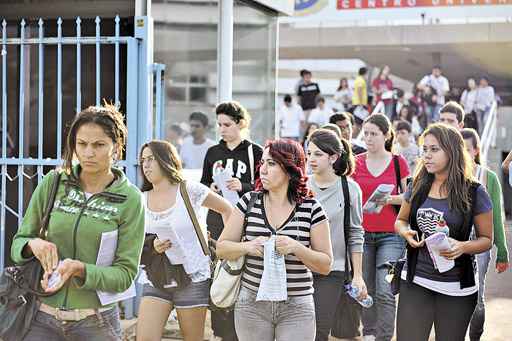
[{"left": 217, "top": 0, "right": 233, "bottom": 103}]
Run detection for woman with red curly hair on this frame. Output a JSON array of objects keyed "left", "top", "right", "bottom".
[{"left": 216, "top": 139, "right": 333, "bottom": 341}]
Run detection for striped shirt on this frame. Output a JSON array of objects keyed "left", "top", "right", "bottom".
[{"left": 236, "top": 192, "right": 327, "bottom": 296}]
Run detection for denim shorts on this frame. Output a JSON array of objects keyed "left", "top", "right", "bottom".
[{"left": 142, "top": 280, "right": 210, "bottom": 309}]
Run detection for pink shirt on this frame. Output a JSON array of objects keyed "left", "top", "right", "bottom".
[{"left": 353, "top": 153, "right": 410, "bottom": 233}]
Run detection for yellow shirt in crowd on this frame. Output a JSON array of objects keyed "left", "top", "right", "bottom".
[{"left": 352, "top": 75, "right": 368, "bottom": 106}]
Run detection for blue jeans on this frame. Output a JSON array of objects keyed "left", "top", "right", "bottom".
[
  {"left": 384, "top": 102, "right": 395, "bottom": 121},
  {"left": 234, "top": 287, "right": 316, "bottom": 341},
  {"left": 469, "top": 250, "right": 491, "bottom": 341},
  {"left": 362, "top": 232, "right": 405, "bottom": 341},
  {"left": 427, "top": 104, "right": 442, "bottom": 123},
  {"left": 476, "top": 108, "right": 490, "bottom": 135},
  {"left": 23, "top": 306, "right": 121, "bottom": 341}
]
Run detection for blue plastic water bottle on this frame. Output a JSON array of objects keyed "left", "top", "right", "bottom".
[{"left": 344, "top": 283, "right": 374, "bottom": 308}]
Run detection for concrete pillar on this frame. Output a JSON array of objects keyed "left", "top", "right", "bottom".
[{"left": 217, "top": 0, "right": 234, "bottom": 103}]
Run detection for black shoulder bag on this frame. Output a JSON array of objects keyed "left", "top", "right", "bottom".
[
  {"left": 393, "top": 155, "right": 404, "bottom": 214},
  {"left": 0, "top": 170, "right": 61, "bottom": 341},
  {"left": 341, "top": 176, "right": 353, "bottom": 284}
]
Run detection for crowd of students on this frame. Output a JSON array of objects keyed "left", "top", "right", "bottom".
[
  {"left": 279, "top": 65, "right": 498, "bottom": 149},
  {"left": 9, "top": 95, "right": 509, "bottom": 341}
]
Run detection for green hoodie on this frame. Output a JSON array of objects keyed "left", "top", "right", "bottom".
[{"left": 11, "top": 166, "right": 145, "bottom": 309}]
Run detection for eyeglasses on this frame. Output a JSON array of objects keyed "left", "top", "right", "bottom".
[{"left": 140, "top": 155, "right": 155, "bottom": 165}]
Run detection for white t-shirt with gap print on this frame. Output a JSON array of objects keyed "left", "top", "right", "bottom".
[{"left": 144, "top": 180, "right": 210, "bottom": 283}]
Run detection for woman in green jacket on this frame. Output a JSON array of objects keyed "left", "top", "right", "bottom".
[
  {"left": 461, "top": 128, "right": 509, "bottom": 341},
  {"left": 11, "top": 104, "right": 145, "bottom": 341}
]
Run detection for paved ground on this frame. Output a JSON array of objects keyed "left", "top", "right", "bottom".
[
  {"left": 472, "top": 221, "right": 512, "bottom": 341},
  {"left": 121, "top": 222, "right": 512, "bottom": 341}
]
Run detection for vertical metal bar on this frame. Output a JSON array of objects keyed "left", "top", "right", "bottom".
[
  {"left": 38, "top": 19, "right": 44, "bottom": 183},
  {"left": 0, "top": 19, "right": 6, "bottom": 272},
  {"left": 125, "top": 38, "right": 138, "bottom": 185},
  {"left": 17, "top": 20, "right": 26, "bottom": 239},
  {"left": 57, "top": 18, "right": 62, "bottom": 159},
  {"left": 18, "top": 165, "right": 23, "bottom": 229},
  {"left": 114, "top": 15, "right": 120, "bottom": 105},
  {"left": 95, "top": 16, "right": 101, "bottom": 106},
  {"left": 122, "top": 37, "right": 140, "bottom": 319},
  {"left": 76, "top": 17, "right": 81, "bottom": 114},
  {"left": 154, "top": 65, "right": 162, "bottom": 140},
  {"left": 1, "top": 20, "right": 6, "bottom": 160},
  {"left": 18, "top": 19, "right": 25, "bottom": 159}
]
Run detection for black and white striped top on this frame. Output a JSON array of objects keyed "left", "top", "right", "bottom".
[{"left": 236, "top": 192, "right": 327, "bottom": 296}]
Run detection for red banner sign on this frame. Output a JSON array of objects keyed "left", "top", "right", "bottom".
[{"left": 337, "top": 0, "right": 510, "bottom": 9}]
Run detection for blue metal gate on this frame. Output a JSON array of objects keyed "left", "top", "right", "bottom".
[{"left": 0, "top": 15, "right": 155, "bottom": 272}]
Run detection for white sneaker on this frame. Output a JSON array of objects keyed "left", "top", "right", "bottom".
[
  {"left": 209, "top": 335, "right": 222, "bottom": 341},
  {"left": 363, "top": 336, "right": 376, "bottom": 341}
]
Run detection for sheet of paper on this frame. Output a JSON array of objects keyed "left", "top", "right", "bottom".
[
  {"left": 96, "top": 230, "right": 136, "bottom": 305},
  {"left": 256, "top": 235, "right": 288, "bottom": 302},
  {"left": 152, "top": 224, "right": 206, "bottom": 275},
  {"left": 213, "top": 167, "right": 240, "bottom": 205},
  {"left": 151, "top": 225, "right": 187, "bottom": 265},
  {"left": 425, "top": 232, "right": 455, "bottom": 273},
  {"left": 363, "top": 184, "right": 395, "bottom": 214}
]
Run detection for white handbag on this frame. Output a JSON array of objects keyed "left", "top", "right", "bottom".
[
  {"left": 210, "top": 257, "right": 245, "bottom": 309},
  {"left": 210, "top": 192, "right": 258, "bottom": 309}
]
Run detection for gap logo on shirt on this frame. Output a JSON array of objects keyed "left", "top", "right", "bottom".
[
  {"left": 417, "top": 208, "right": 444, "bottom": 237},
  {"left": 212, "top": 159, "right": 248, "bottom": 179}
]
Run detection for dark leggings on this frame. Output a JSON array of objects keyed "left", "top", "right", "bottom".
[
  {"left": 313, "top": 272, "right": 361, "bottom": 341},
  {"left": 396, "top": 280, "right": 477, "bottom": 341}
]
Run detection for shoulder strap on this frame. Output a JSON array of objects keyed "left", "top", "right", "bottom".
[
  {"left": 248, "top": 143, "right": 254, "bottom": 185},
  {"left": 38, "top": 171, "right": 62, "bottom": 239},
  {"left": 180, "top": 181, "right": 210, "bottom": 257},
  {"left": 393, "top": 155, "right": 403, "bottom": 194},
  {"left": 242, "top": 192, "right": 258, "bottom": 240},
  {"left": 341, "top": 176, "right": 353, "bottom": 283}
]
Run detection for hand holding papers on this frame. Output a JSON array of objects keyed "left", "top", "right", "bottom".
[
  {"left": 96, "top": 230, "right": 136, "bottom": 305},
  {"left": 363, "top": 184, "right": 395, "bottom": 214},
  {"left": 425, "top": 232, "right": 455, "bottom": 273},
  {"left": 256, "top": 235, "right": 288, "bottom": 302},
  {"left": 151, "top": 225, "right": 187, "bottom": 265},
  {"left": 213, "top": 167, "right": 240, "bottom": 205}
]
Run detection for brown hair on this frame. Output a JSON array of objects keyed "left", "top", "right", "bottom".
[
  {"left": 461, "top": 128, "right": 481, "bottom": 165},
  {"left": 215, "top": 101, "right": 251, "bottom": 127},
  {"left": 440, "top": 101, "right": 465, "bottom": 123},
  {"left": 363, "top": 113, "right": 395, "bottom": 152},
  {"left": 309, "top": 129, "right": 355, "bottom": 177},
  {"left": 139, "top": 140, "right": 184, "bottom": 192},
  {"left": 63, "top": 103, "right": 127, "bottom": 177},
  {"left": 412, "top": 123, "right": 474, "bottom": 213}
]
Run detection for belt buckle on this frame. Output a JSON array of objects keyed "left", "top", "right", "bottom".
[
  {"left": 17, "top": 295, "right": 27, "bottom": 306},
  {"left": 56, "top": 308, "right": 79, "bottom": 321}
]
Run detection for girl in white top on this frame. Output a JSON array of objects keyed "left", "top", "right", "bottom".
[{"left": 136, "top": 140, "right": 232, "bottom": 341}]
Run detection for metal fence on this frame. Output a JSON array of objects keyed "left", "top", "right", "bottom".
[{"left": 0, "top": 15, "right": 155, "bottom": 271}]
